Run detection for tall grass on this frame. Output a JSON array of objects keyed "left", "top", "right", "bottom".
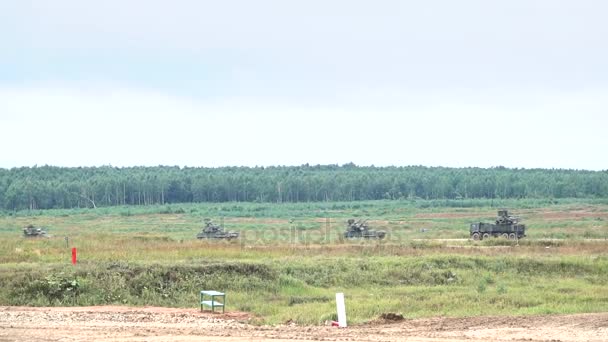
[
  {"left": 0, "top": 255, "right": 607, "bottom": 324},
  {"left": 0, "top": 200, "right": 607, "bottom": 324}
]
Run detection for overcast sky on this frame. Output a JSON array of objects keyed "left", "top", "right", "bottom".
[{"left": 1, "top": 1, "right": 606, "bottom": 170}]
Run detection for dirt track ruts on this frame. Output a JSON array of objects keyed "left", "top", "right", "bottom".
[{"left": 1, "top": 306, "right": 607, "bottom": 341}]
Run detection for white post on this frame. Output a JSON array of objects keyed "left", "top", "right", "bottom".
[{"left": 336, "top": 292, "right": 347, "bottom": 327}]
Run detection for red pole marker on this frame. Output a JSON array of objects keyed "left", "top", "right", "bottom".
[{"left": 72, "top": 248, "right": 77, "bottom": 264}]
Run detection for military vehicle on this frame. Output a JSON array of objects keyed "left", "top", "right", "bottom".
[
  {"left": 470, "top": 210, "right": 526, "bottom": 240},
  {"left": 344, "top": 219, "right": 386, "bottom": 239},
  {"left": 23, "top": 225, "right": 49, "bottom": 238},
  {"left": 196, "top": 219, "right": 239, "bottom": 240}
]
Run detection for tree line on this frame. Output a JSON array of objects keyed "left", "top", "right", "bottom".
[{"left": 0, "top": 164, "right": 606, "bottom": 210}]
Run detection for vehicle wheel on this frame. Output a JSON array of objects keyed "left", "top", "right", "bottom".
[
  {"left": 472, "top": 233, "right": 480, "bottom": 241},
  {"left": 502, "top": 233, "right": 509, "bottom": 239},
  {"left": 509, "top": 233, "right": 516, "bottom": 240},
  {"left": 482, "top": 233, "right": 490, "bottom": 240}
]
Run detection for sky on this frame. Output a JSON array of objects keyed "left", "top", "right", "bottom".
[{"left": 1, "top": 1, "right": 607, "bottom": 170}]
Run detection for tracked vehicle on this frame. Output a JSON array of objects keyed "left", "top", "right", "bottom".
[
  {"left": 344, "top": 219, "right": 386, "bottom": 239},
  {"left": 196, "top": 219, "right": 239, "bottom": 240},
  {"left": 470, "top": 210, "right": 526, "bottom": 240},
  {"left": 23, "top": 225, "right": 49, "bottom": 238}
]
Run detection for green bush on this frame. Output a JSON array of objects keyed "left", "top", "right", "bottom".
[{"left": 22, "top": 273, "right": 80, "bottom": 305}]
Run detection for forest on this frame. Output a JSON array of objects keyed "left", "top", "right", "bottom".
[{"left": 0, "top": 164, "right": 606, "bottom": 210}]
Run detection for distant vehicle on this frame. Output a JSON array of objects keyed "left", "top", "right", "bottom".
[
  {"left": 196, "top": 219, "right": 239, "bottom": 240},
  {"left": 470, "top": 210, "right": 526, "bottom": 240},
  {"left": 23, "top": 225, "right": 49, "bottom": 238},
  {"left": 344, "top": 219, "right": 386, "bottom": 239}
]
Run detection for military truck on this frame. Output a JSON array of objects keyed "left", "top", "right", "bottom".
[
  {"left": 470, "top": 210, "right": 526, "bottom": 240},
  {"left": 23, "top": 225, "right": 49, "bottom": 238},
  {"left": 344, "top": 219, "right": 386, "bottom": 239},
  {"left": 196, "top": 219, "right": 239, "bottom": 240}
]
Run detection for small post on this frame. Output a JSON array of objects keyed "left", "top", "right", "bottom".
[
  {"left": 289, "top": 219, "right": 295, "bottom": 247},
  {"left": 336, "top": 292, "right": 347, "bottom": 327},
  {"left": 325, "top": 217, "right": 330, "bottom": 243},
  {"left": 65, "top": 236, "right": 69, "bottom": 248},
  {"left": 71, "top": 247, "right": 77, "bottom": 265}
]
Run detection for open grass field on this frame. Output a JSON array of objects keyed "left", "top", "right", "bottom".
[{"left": 1, "top": 199, "right": 607, "bottom": 325}]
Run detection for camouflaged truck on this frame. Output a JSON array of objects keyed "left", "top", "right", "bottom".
[
  {"left": 344, "top": 219, "right": 386, "bottom": 239},
  {"left": 196, "top": 219, "right": 239, "bottom": 240},
  {"left": 470, "top": 210, "right": 526, "bottom": 240}
]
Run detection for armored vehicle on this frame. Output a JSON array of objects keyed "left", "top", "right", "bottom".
[
  {"left": 470, "top": 210, "right": 526, "bottom": 240},
  {"left": 23, "top": 225, "right": 49, "bottom": 238},
  {"left": 344, "top": 219, "right": 386, "bottom": 239},
  {"left": 196, "top": 219, "right": 239, "bottom": 240}
]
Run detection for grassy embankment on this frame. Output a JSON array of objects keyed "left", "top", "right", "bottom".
[{"left": 0, "top": 199, "right": 607, "bottom": 324}]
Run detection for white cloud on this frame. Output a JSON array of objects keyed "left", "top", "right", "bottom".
[
  {"left": 4, "top": 1, "right": 607, "bottom": 91},
  {"left": 1, "top": 1, "right": 607, "bottom": 170},
  {"left": 1, "top": 84, "right": 606, "bottom": 170}
]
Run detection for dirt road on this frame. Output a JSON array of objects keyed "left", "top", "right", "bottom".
[{"left": 1, "top": 306, "right": 606, "bottom": 342}]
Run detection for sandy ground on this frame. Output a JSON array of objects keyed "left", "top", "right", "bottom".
[{"left": 1, "top": 306, "right": 607, "bottom": 342}]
